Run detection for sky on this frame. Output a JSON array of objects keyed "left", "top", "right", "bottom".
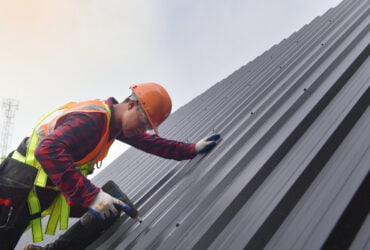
[{"left": 0, "top": 0, "right": 342, "bottom": 174}]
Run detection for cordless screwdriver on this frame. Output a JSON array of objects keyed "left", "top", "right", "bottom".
[{"left": 102, "top": 180, "right": 143, "bottom": 223}]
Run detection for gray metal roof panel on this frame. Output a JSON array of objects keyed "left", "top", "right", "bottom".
[
  {"left": 350, "top": 213, "right": 370, "bottom": 250},
  {"left": 88, "top": 0, "right": 369, "bottom": 249},
  {"left": 15, "top": 0, "right": 369, "bottom": 248}
]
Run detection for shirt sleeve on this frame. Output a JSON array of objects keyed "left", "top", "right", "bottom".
[
  {"left": 117, "top": 132, "right": 197, "bottom": 161},
  {"left": 34, "top": 113, "right": 104, "bottom": 207}
]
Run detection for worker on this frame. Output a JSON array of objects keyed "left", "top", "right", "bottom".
[{"left": 0, "top": 83, "right": 220, "bottom": 250}]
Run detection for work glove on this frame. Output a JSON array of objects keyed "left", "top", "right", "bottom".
[
  {"left": 195, "top": 134, "right": 221, "bottom": 154},
  {"left": 88, "top": 189, "right": 126, "bottom": 220}
]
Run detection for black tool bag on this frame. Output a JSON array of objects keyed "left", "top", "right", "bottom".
[{"left": 0, "top": 154, "right": 37, "bottom": 229}]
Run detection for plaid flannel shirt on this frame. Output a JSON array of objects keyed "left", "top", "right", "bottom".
[{"left": 34, "top": 97, "right": 196, "bottom": 207}]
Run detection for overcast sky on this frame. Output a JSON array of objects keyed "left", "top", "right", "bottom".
[{"left": 0, "top": 0, "right": 342, "bottom": 172}]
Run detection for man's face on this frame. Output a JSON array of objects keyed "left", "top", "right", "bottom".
[{"left": 121, "top": 101, "right": 151, "bottom": 138}]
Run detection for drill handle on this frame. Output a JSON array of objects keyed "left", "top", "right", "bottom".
[{"left": 102, "top": 180, "right": 141, "bottom": 221}]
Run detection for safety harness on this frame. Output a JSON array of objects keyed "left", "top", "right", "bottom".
[{"left": 11, "top": 100, "right": 114, "bottom": 242}]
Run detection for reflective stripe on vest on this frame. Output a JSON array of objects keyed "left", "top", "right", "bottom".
[{"left": 16, "top": 100, "right": 113, "bottom": 242}]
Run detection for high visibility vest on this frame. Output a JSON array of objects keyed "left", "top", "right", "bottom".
[{"left": 11, "top": 100, "right": 114, "bottom": 242}]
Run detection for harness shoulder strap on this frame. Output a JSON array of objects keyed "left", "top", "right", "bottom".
[
  {"left": 22, "top": 100, "right": 112, "bottom": 242},
  {"left": 24, "top": 102, "right": 75, "bottom": 242}
]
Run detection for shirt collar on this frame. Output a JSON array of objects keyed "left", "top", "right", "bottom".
[
  {"left": 105, "top": 97, "right": 121, "bottom": 138},
  {"left": 105, "top": 97, "right": 119, "bottom": 106}
]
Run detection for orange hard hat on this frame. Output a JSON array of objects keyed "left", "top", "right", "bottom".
[{"left": 130, "top": 83, "right": 172, "bottom": 134}]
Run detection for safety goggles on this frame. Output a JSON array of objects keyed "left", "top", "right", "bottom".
[
  {"left": 129, "top": 93, "right": 155, "bottom": 134},
  {"left": 137, "top": 104, "right": 154, "bottom": 134}
]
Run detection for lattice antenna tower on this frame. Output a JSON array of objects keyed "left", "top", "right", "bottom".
[{"left": 1, "top": 98, "right": 19, "bottom": 161}]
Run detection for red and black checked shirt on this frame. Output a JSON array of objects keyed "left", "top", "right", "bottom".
[{"left": 34, "top": 97, "right": 196, "bottom": 207}]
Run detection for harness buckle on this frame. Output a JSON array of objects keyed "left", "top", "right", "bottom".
[{"left": 0, "top": 206, "right": 13, "bottom": 229}]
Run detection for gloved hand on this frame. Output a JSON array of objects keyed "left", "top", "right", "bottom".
[
  {"left": 88, "top": 189, "right": 125, "bottom": 220},
  {"left": 195, "top": 134, "right": 221, "bottom": 154}
]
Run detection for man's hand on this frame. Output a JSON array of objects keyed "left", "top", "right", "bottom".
[
  {"left": 88, "top": 190, "right": 125, "bottom": 220},
  {"left": 195, "top": 134, "right": 221, "bottom": 154}
]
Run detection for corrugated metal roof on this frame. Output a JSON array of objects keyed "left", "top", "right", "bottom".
[
  {"left": 15, "top": 0, "right": 369, "bottom": 249},
  {"left": 88, "top": 0, "right": 369, "bottom": 249}
]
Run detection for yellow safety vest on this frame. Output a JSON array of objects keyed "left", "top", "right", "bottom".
[{"left": 11, "top": 100, "right": 113, "bottom": 242}]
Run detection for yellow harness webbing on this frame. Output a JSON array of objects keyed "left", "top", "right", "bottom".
[
  {"left": 13, "top": 101, "right": 111, "bottom": 242},
  {"left": 11, "top": 103, "right": 75, "bottom": 242}
]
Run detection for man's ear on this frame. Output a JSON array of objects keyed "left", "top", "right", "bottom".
[{"left": 127, "top": 100, "right": 137, "bottom": 110}]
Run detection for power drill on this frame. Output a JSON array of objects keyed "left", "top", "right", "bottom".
[{"left": 102, "top": 180, "right": 143, "bottom": 223}]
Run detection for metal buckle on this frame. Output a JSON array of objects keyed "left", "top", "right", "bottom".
[{"left": 0, "top": 206, "right": 13, "bottom": 229}]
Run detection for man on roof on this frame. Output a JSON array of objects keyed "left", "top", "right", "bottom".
[{"left": 0, "top": 83, "right": 220, "bottom": 250}]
